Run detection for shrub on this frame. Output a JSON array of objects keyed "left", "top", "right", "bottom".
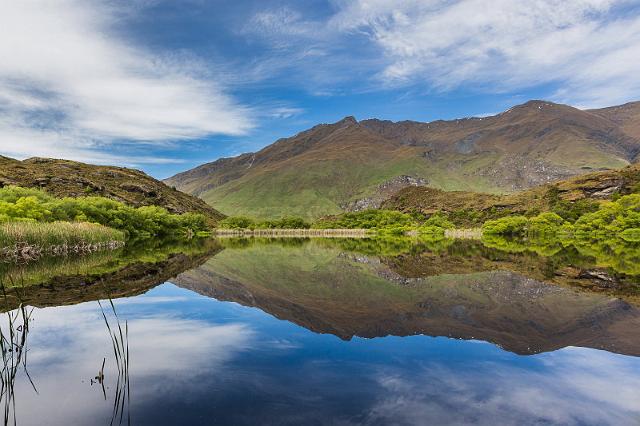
[
  {"left": 528, "top": 212, "right": 567, "bottom": 235},
  {"left": 423, "top": 213, "right": 455, "bottom": 229},
  {"left": 314, "top": 209, "right": 415, "bottom": 230},
  {"left": 621, "top": 228, "right": 640, "bottom": 242},
  {"left": 482, "top": 216, "right": 529, "bottom": 236},
  {"left": 0, "top": 186, "right": 208, "bottom": 238},
  {"left": 218, "top": 216, "right": 256, "bottom": 229},
  {"left": 257, "top": 217, "right": 311, "bottom": 229},
  {"left": 552, "top": 199, "right": 600, "bottom": 222}
]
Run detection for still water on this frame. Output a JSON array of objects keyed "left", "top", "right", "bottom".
[{"left": 1, "top": 238, "right": 640, "bottom": 425}]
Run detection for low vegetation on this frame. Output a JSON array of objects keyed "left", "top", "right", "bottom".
[
  {"left": 482, "top": 194, "right": 640, "bottom": 238},
  {"left": 314, "top": 210, "right": 415, "bottom": 235},
  {"left": 0, "top": 186, "right": 209, "bottom": 239},
  {"left": 215, "top": 210, "right": 453, "bottom": 238},
  {"left": 218, "top": 216, "right": 311, "bottom": 230},
  {"left": 479, "top": 195, "right": 640, "bottom": 274},
  {"left": 0, "top": 221, "right": 124, "bottom": 261}
]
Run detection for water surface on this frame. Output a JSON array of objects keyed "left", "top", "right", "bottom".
[{"left": 2, "top": 238, "right": 640, "bottom": 425}]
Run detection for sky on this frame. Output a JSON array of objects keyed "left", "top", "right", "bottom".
[{"left": 0, "top": 0, "right": 639, "bottom": 178}]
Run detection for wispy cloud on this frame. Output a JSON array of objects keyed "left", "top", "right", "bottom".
[
  {"left": 241, "top": 4, "right": 386, "bottom": 94},
  {"left": 267, "top": 107, "right": 305, "bottom": 119},
  {"left": 0, "top": 0, "right": 252, "bottom": 165},
  {"left": 328, "top": 0, "right": 640, "bottom": 107}
]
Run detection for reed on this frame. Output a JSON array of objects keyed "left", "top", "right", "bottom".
[
  {"left": 98, "top": 299, "right": 130, "bottom": 426},
  {"left": 0, "top": 301, "right": 36, "bottom": 426},
  {"left": 0, "top": 222, "right": 125, "bottom": 261}
]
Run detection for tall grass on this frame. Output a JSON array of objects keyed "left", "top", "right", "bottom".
[
  {"left": 0, "top": 222, "right": 125, "bottom": 261},
  {"left": 99, "top": 299, "right": 130, "bottom": 426},
  {"left": 0, "top": 301, "right": 36, "bottom": 426}
]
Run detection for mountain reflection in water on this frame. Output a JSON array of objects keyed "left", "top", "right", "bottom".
[{"left": 0, "top": 237, "right": 639, "bottom": 425}]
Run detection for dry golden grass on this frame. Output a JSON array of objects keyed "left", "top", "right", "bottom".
[{"left": 0, "top": 221, "right": 125, "bottom": 260}]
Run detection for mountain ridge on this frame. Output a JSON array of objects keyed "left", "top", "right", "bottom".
[{"left": 166, "top": 100, "right": 640, "bottom": 220}]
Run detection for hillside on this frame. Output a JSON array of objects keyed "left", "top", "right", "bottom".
[
  {"left": 0, "top": 156, "right": 225, "bottom": 225},
  {"left": 166, "top": 100, "right": 640, "bottom": 220},
  {"left": 384, "top": 162, "right": 640, "bottom": 219}
]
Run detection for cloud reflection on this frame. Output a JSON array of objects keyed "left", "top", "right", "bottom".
[
  {"left": 362, "top": 348, "right": 640, "bottom": 426},
  {"left": 14, "top": 299, "right": 254, "bottom": 425},
  {"left": 5, "top": 285, "right": 640, "bottom": 426}
]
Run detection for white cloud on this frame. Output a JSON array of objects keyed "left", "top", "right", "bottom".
[
  {"left": 329, "top": 0, "right": 640, "bottom": 107},
  {"left": 0, "top": 0, "right": 252, "bottom": 164}
]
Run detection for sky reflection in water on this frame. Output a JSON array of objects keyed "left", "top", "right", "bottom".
[{"left": 8, "top": 283, "right": 640, "bottom": 426}]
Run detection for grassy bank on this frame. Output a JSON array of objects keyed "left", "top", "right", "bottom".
[{"left": 0, "top": 221, "right": 125, "bottom": 261}]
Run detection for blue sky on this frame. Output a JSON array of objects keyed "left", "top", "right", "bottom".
[{"left": 1, "top": 0, "right": 639, "bottom": 178}]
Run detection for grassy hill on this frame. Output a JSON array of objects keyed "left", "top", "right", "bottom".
[
  {"left": 0, "top": 156, "right": 225, "bottom": 225},
  {"left": 384, "top": 162, "right": 640, "bottom": 221},
  {"left": 166, "top": 100, "right": 640, "bottom": 220}
]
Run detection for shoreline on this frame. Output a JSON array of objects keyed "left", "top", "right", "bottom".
[
  {"left": 0, "top": 240, "right": 125, "bottom": 262},
  {"left": 213, "top": 229, "right": 371, "bottom": 238},
  {"left": 213, "top": 228, "right": 484, "bottom": 239},
  {"left": 444, "top": 228, "right": 483, "bottom": 239}
]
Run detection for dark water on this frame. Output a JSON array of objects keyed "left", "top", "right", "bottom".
[{"left": 1, "top": 238, "right": 640, "bottom": 425}]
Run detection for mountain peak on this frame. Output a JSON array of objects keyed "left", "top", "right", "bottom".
[{"left": 338, "top": 116, "right": 358, "bottom": 125}]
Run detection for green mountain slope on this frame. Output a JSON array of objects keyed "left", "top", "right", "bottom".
[
  {"left": 0, "top": 156, "right": 225, "bottom": 225},
  {"left": 166, "top": 100, "right": 640, "bottom": 220}
]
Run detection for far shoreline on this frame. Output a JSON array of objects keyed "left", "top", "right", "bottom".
[{"left": 213, "top": 228, "right": 484, "bottom": 239}]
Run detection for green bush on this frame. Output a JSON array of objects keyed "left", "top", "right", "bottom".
[
  {"left": 418, "top": 214, "right": 454, "bottom": 237},
  {"left": 552, "top": 199, "right": 600, "bottom": 222},
  {"left": 528, "top": 212, "right": 567, "bottom": 235},
  {"left": 621, "top": 228, "right": 640, "bottom": 243},
  {"left": 574, "top": 194, "right": 640, "bottom": 237},
  {"left": 423, "top": 213, "right": 455, "bottom": 229},
  {"left": 257, "top": 217, "right": 311, "bottom": 229},
  {"left": 482, "top": 216, "right": 529, "bottom": 236},
  {"left": 0, "top": 186, "right": 208, "bottom": 238},
  {"left": 313, "top": 209, "right": 415, "bottom": 230},
  {"left": 218, "top": 216, "right": 256, "bottom": 229}
]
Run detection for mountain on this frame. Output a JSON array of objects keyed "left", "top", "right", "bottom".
[
  {"left": 0, "top": 156, "right": 225, "bottom": 224},
  {"left": 166, "top": 100, "right": 640, "bottom": 220}
]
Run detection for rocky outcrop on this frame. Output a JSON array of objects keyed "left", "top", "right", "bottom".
[{"left": 342, "top": 175, "right": 428, "bottom": 211}]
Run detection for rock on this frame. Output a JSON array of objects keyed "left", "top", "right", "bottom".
[
  {"left": 578, "top": 270, "right": 621, "bottom": 288},
  {"left": 342, "top": 175, "right": 428, "bottom": 211}
]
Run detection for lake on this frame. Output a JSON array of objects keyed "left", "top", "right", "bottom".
[{"left": 1, "top": 237, "right": 640, "bottom": 425}]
